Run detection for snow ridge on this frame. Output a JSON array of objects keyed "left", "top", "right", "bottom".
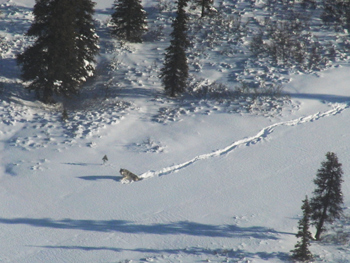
[{"left": 140, "top": 102, "right": 349, "bottom": 179}]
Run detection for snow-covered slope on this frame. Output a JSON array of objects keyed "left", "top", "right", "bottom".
[{"left": 1, "top": 0, "right": 350, "bottom": 262}]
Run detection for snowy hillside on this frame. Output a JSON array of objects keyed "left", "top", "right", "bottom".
[{"left": 1, "top": 0, "right": 350, "bottom": 262}]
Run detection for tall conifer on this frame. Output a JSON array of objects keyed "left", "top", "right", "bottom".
[
  {"left": 193, "top": 0, "right": 214, "bottom": 17},
  {"left": 111, "top": 0, "right": 148, "bottom": 43},
  {"left": 17, "top": 0, "right": 99, "bottom": 103},
  {"left": 291, "top": 196, "right": 314, "bottom": 262},
  {"left": 160, "top": 0, "right": 189, "bottom": 97},
  {"left": 310, "top": 152, "right": 344, "bottom": 241}
]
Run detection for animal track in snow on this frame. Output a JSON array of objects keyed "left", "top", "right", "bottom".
[{"left": 140, "top": 103, "right": 349, "bottom": 179}]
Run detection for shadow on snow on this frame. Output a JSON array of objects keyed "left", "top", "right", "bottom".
[
  {"left": 289, "top": 93, "right": 350, "bottom": 103},
  {"left": 4, "top": 217, "right": 291, "bottom": 260},
  {"left": 0, "top": 217, "right": 288, "bottom": 239},
  {"left": 78, "top": 175, "right": 123, "bottom": 182}
]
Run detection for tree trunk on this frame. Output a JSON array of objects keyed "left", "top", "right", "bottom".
[
  {"left": 315, "top": 203, "right": 328, "bottom": 240},
  {"left": 201, "top": 0, "right": 205, "bottom": 17},
  {"left": 43, "top": 85, "right": 54, "bottom": 104}
]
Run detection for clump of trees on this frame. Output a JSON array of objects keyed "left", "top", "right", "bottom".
[
  {"left": 248, "top": 0, "right": 350, "bottom": 74},
  {"left": 291, "top": 152, "right": 344, "bottom": 261},
  {"left": 249, "top": 13, "right": 331, "bottom": 71},
  {"left": 17, "top": 0, "right": 99, "bottom": 103},
  {"left": 110, "top": 0, "right": 148, "bottom": 43},
  {"left": 15, "top": 0, "right": 350, "bottom": 104},
  {"left": 321, "top": 0, "right": 350, "bottom": 30}
]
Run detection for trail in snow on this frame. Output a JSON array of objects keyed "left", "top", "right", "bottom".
[{"left": 139, "top": 103, "right": 349, "bottom": 179}]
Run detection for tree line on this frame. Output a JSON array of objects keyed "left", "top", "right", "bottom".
[
  {"left": 15, "top": 0, "right": 350, "bottom": 104},
  {"left": 15, "top": 0, "right": 214, "bottom": 103}
]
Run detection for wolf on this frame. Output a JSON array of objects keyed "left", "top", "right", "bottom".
[{"left": 120, "top": 168, "right": 141, "bottom": 181}]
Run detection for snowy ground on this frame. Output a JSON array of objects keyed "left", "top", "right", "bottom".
[{"left": 1, "top": 0, "right": 350, "bottom": 262}]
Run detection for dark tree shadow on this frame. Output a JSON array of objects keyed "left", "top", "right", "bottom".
[
  {"left": 63, "top": 162, "right": 103, "bottom": 166},
  {"left": 5, "top": 163, "right": 17, "bottom": 176},
  {"left": 0, "top": 217, "right": 291, "bottom": 239},
  {"left": 289, "top": 93, "right": 350, "bottom": 103},
  {"left": 78, "top": 175, "right": 123, "bottom": 182}
]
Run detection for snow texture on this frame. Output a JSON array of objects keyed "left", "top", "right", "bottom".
[{"left": 1, "top": 0, "right": 350, "bottom": 262}]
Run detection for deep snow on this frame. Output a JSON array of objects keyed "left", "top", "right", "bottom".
[{"left": 1, "top": 0, "right": 350, "bottom": 262}]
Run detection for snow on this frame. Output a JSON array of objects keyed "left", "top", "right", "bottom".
[{"left": 1, "top": 0, "right": 350, "bottom": 262}]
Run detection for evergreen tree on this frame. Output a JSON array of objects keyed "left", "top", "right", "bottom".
[
  {"left": 193, "top": 0, "right": 214, "bottom": 18},
  {"left": 110, "top": 0, "right": 147, "bottom": 43},
  {"left": 291, "top": 196, "right": 314, "bottom": 262},
  {"left": 160, "top": 0, "right": 189, "bottom": 97},
  {"left": 310, "top": 152, "right": 344, "bottom": 241},
  {"left": 17, "top": 0, "right": 99, "bottom": 103}
]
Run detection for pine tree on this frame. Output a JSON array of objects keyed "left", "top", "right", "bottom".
[
  {"left": 193, "top": 0, "right": 214, "bottom": 17},
  {"left": 160, "top": 0, "right": 189, "bottom": 97},
  {"left": 74, "top": 0, "right": 100, "bottom": 81},
  {"left": 291, "top": 196, "right": 314, "bottom": 262},
  {"left": 310, "top": 152, "right": 344, "bottom": 241},
  {"left": 110, "top": 0, "right": 147, "bottom": 43},
  {"left": 17, "top": 0, "right": 99, "bottom": 103}
]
